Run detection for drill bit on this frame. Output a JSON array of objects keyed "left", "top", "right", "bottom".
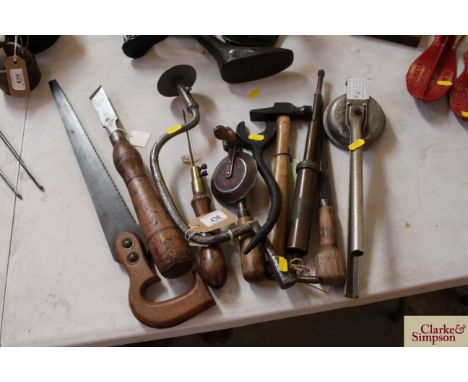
[
  {"left": 0, "top": 129, "right": 45, "bottom": 191},
  {"left": 183, "top": 110, "right": 195, "bottom": 163},
  {"left": 0, "top": 167, "right": 23, "bottom": 199}
]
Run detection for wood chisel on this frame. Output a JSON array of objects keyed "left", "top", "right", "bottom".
[{"left": 89, "top": 86, "right": 193, "bottom": 279}]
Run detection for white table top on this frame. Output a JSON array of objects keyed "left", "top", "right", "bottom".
[{"left": 1, "top": 35, "right": 468, "bottom": 346}]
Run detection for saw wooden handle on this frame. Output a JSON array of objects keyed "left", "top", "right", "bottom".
[
  {"left": 315, "top": 205, "right": 346, "bottom": 285},
  {"left": 191, "top": 192, "right": 228, "bottom": 289},
  {"left": 268, "top": 115, "right": 291, "bottom": 258},
  {"left": 113, "top": 138, "right": 193, "bottom": 278},
  {"left": 238, "top": 213, "right": 266, "bottom": 283},
  {"left": 115, "top": 232, "right": 215, "bottom": 328}
]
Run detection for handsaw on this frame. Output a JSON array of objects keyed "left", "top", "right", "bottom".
[
  {"left": 406, "top": 36, "right": 463, "bottom": 101},
  {"left": 450, "top": 51, "right": 468, "bottom": 119},
  {"left": 49, "top": 80, "right": 214, "bottom": 328}
]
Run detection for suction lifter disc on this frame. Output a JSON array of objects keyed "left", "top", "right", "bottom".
[
  {"left": 323, "top": 94, "right": 386, "bottom": 150},
  {"left": 157, "top": 64, "right": 196, "bottom": 97}
]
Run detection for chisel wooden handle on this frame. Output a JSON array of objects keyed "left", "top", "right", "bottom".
[
  {"left": 191, "top": 192, "right": 228, "bottom": 289},
  {"left": 315, "top": 204, "right": 346, "bottom": 285},
  {"left": 115, "top": 232, "right": 215, "bottom": 328},
  {"left": 238, "top": 212, "right": 266, "bottom": 283},
  {"left": 112, "top": 137, "right": 193, "bottom": 278},
  {"left": 268, "top": 115, "right": 291, "bottom": 258}
]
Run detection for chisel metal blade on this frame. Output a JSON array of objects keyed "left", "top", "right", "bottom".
[
  {"left": 90, "top": 86, "right": 120, "bottom": 134},
  {"left": 49, "top": 80, "right": 143, "bottom": 261}
]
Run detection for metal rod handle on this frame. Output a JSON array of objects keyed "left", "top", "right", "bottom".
[{"left": 344, "top": 105, "right": 365, "bottom": 298}]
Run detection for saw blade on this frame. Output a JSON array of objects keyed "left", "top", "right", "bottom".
[{"left": 49, "top": 80, "right": 143, "bottom": 261}]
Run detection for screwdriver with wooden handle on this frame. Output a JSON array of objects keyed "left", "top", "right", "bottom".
[
  {"left": 185, "top": 120, "right": 228, "bottom": 289},
  {"left": 90, "top": 86, "right": 193, "bottom": 278},
  {"left": 315, "top": 129, "right": 346, "bottom": 285}
]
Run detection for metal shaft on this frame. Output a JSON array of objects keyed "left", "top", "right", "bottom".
[
  {"left": 0, "top": 129, "right": 44, "bottom": 191},
  {"left": 344, "top": 105, "right": 365, "bottom": 298},
  {"left": 286, "top": 70, "right": 324, "bottom": 255},
  {"left": 0, "top": 167, "right": 23, "bottom": 199}
]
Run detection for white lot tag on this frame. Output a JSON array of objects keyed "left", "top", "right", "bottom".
[
  {"left": 10, "top": 68, "right": 26, "bottom": 90},
  {"left": 128, "top": 130, "right": 151, "bottom": 148},
  {"left": 346, "top": 78, "right": 369, "bottom": 100},
  {"left": 189, "top": 208, "right": 237, "bottom": 233},
  {"left": 200, "top": 210, "right": 228, "bottom": 227}
]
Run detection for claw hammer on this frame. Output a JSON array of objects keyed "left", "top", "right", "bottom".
[{"left": 250, "top": 103, "right": 312, "bottom": 259}]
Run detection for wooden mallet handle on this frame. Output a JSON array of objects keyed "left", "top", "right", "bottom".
[
  {"left": 112, "top": 137, "right": 193, "bottom": 278},
  {"left": 115, "top": 232, "right": 215, "bottom": 328},
  {"left": 268, "top": 115, "right": 291, "bottom": 258},
  {"left": 315, "top": 204, "right": 346, "bottom": 285}
]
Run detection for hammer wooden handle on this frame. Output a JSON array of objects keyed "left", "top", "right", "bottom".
[
  {"left": 238, "top": 213, "right": 266, "bottom": 283},
  {"left": 115, "top": 232, "right": 215, "bottom": 328},
  {"left": 268, "top": 115, "right": 291, "bottom": 258},
  {"left": 315, "top": 205, "right": 346, "bottom": 285},
  {"left": 191, "top": 192, "right": 228, "bottom": 289},
  {"left": 113, "top": 138, "right": 193, "bottom": 278}
]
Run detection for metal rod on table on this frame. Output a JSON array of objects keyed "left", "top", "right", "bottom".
[
  {"left": 0, "top": 129, "right": 44, "bottom": 191},
  {"left": 0, "top": 167, "right": 23, "bottom": 199}
]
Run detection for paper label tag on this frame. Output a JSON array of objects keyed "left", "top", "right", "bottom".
[
  {"left": 346, "top": 77, "right": 368, "bottom": 100},
  {"left": 188, "top": 208, "right": 237, "bottom": 233},
  {"left": 128, "top": 130, "right": 151, "bottom": 148},
  {"left": 5, "top": 55, "right": 30, "bottom": 96},
  {"left": 10, "top": 68, "right": 25, "bottom": 90}
]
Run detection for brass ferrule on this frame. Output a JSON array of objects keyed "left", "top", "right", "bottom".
[{"left": 190, "top": 166, "right": 205, "bottom": 194}]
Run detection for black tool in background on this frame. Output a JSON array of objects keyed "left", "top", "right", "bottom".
[
  {"left": 122, "top": 35, "right": 168, "bottom": 58},
  {"left": 195, "top": 36, "right": 293, "bottom": 83},
  {"left": 222, "top": 36, "right": 279, "bottom": 47},
  {"left": 120, "top": 35, "right": 294, "bottom": 83},
  {"left": 5, "top": 35, "right": 59, "bottom": 54},
  {"left": 367, "top": 35, "right": 421, "bottom": 47}
]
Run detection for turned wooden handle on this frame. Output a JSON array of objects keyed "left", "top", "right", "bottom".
[
  {"left": 191, "top": 192, "right": 228, "bottom": 289},
  {"left": 268, "top": 115, "right": 291, "bottom": 258},
  {"left": 115, "top": 232, "right": 215, "bottom": 328},
  {"left": 113, "top": 138, "right": 193, "bottom": 278},
  {"left": 238, "top": 214, "right": 266, "bottom": 283},
  {"left": 315, "top": 205, "right": 346, "bottom": 285}
]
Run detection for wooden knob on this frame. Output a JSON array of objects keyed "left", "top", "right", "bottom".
[
  {"left": 238, "top": 214, "right": 266, "bottom": 283},
  {"left": 113, "top": 138, "right": 193, "bottom": 278},
  {"left": 191, "top": 192, "right": 228, "bottom": 288}
]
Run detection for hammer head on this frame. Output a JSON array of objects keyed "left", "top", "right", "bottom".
[{"left": 250, "top": 103, "right": 312, "bottom": 122}]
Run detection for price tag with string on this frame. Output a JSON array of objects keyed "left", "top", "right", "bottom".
[
  {"left": 188, "top": 208, "right": 237, "bottom": 234},
  {"left": 4, "top": 36, "right": 30, "bottom": 97}
]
